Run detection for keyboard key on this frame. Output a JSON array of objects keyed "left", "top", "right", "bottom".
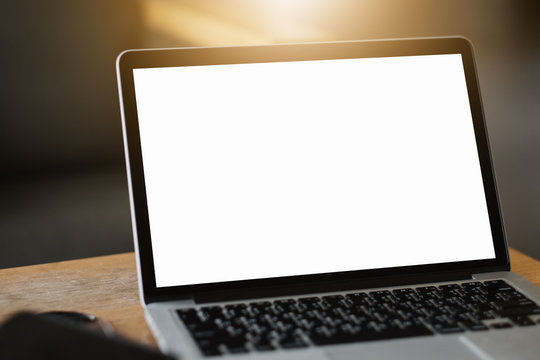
[
  {"left": 434, "top": 324, "right": 464, "bottom": 334},
  {"left": 392, "top": 288, "right": 417, "bottom": 302},
  {"left": 461, "top": 321, "right": 488, "bottom": 331},
  {"left": 483, "top": 280, "right": 515, "bottom": 292},
  {"left": 201, "top": 306, "right": 224, "bottom": 318},
  {"left": 416, "top": 286, "right": 438, "bottom": 293},
  {"left": 309, "top": 327, "right": 376, "bottom": 345},
  {"left": 322, "top": 295, "right": 344, "bottom": 307},
  {"left": 279, "top": 335, "right": 307, "bottom": 349},
  {"left": 490, "top": 322, "right": 513, "bottom": 329},
  {"left": 227, "top": 345, "right": 248, "bottom": 354},
  {"left": 199, "top": 345, "right": 221, "bottom": 356},
  {"left": 491, "top": 299, "right": 535, "bottom": 310},
  {"left": 274, "top": 299, "right": 297, "bottom": 312},
  {"left": 309, "top": 323, "right": 432, "bottom": 345},
  {"left": 509, "top": 316, "right": 535, "bottom": 327},
  {"left": 496, "top": 306, "right": 540, "bottom": 317},
  {"left": 253, "top": 338, "right": 274, "bottom": 351},
  {"left": 298, "top": 297, "right": 321, "bottom": 304},
  {"left": 461, "top": 282, "right": 483, "bottom": 288}
]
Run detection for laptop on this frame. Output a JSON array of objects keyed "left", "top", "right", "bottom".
[{"left": 116, "top": 38, "right": 540, "bottom": 360}]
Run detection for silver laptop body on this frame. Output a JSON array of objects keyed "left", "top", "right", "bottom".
[{"left": 116, "top": 38, "right": 540, "bottom": 360}]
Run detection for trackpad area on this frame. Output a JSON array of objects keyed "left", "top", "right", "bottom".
[
  {"left": 327, "top": 336, "right": 481, "bottom": 360},
  {"left": 463, "top": 326, "right": 540, "bottom": 360}
]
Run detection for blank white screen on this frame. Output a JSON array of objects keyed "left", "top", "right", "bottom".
[{"left": 133, "top": 54, "right": 496, "bottom": 288}]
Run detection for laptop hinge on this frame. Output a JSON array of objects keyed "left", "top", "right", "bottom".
[
  {"left": 192, "top": 271, "right": 473, "bottom": 304},
  {"left": 145, "top": 294, "right": 193, "bottom": 305}
]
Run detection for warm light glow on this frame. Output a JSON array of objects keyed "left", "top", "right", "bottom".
[
  {"left": 251, "top": 0, "right": 337, "bottom": 42},
  {"left": 141, "top": 0, "right": 272, "bottom": 46},
  {"left": 140, "top": 0, "right": 334, "bottom": 46}
]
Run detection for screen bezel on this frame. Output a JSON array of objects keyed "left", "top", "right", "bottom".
[{"left": 116, "top": 38, "right": 509, "bottom": 304}]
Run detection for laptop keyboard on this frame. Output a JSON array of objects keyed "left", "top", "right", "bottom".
[{"left": 176, "top": 280, "right": 540, "bottom": 356}]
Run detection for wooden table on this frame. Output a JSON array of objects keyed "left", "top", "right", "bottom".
[{"left": 1, "top": 249, "right": 539, "bottom": 348}]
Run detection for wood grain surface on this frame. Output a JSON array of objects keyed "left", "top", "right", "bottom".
[{"left": 1, "top": 248, "right": 538, "bottom": 348}]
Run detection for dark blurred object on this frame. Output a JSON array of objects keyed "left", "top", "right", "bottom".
[
  {"left": 38, "top": 311, "right": 115, "bottom": 336},
  {"left": 0, "top": 312, "right": 172, "bottom": 360}
]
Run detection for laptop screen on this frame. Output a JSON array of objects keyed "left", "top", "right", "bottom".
[{"left": 132, "top": 53, "right": 496, "bottom": 288}]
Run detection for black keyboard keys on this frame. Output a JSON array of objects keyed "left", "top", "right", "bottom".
[{"left": 177, "top": 280, "right": 538, "bottom": 356}]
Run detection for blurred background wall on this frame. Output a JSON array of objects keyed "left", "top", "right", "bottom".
[{"left": 1, "top": 0, "right": 539, "bottom": 268}]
